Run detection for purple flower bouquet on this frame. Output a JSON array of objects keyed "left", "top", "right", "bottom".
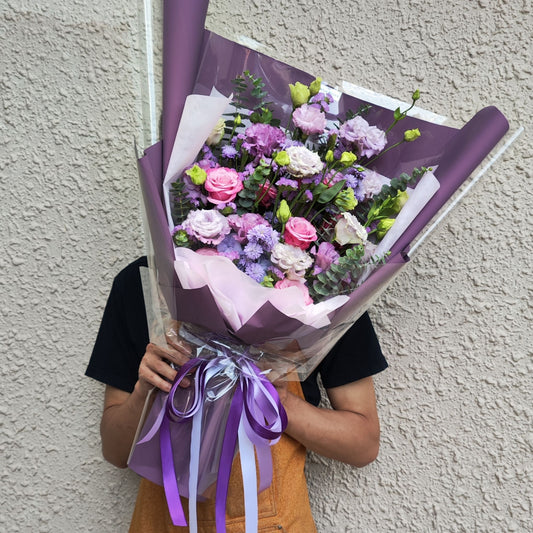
[{"left": 128, "top": 1, "right": 510, "bottom": 531}]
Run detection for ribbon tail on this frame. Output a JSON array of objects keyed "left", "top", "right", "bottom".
[
  {"left": 255, "top": 443, "right": 273, "bottom": 493},
  {"left": 188, "top": 400, "right": 204, "bottom": 533},
  {"left": 238, "top": 416, "right": 259, "bottom": 533},
  {"left": 160, "top": 416, "right": 187, "bottom": 526},
  {"left": 215, "top": 386, "right": 243, "bottom": 533}
]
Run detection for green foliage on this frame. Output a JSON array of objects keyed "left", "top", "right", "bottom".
[
  {"left": 171, "top": 180, "right": 193, "bottom": 224},
  {"left": 231, "top": 71, "right": 280, "bottom": 126},
  {"left": 372, "top": 166, "right": 430, "bottom": 205},
  {"left": 308, "top": 246, "right": 365, "bottom": 298},
  {"left": 345, "top": 104, "right": 372, "bottom": 120},
  {"left": 309, "top": 246, "right": 389, "bottom": 300}
]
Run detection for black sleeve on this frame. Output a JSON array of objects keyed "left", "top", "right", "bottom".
[
  {"left": 85, "top": 257, "right": 150, "bottom": 393},
  {"left": 301, "top": 312, "right": 387, "bottom": 406}
]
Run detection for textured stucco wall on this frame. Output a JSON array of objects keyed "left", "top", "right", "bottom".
[{"left": 1, "top": 1, "right": 531, "bottom": 532}]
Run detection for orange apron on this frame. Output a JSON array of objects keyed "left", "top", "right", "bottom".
[{"left": 129, "top": 381, "right": 316, "bottom": 532}]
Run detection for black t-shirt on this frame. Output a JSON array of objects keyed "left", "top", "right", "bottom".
[{"left": 86, "top": 257, "right": 388, "bottom": 406}]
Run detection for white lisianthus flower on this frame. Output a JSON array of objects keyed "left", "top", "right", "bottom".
[
  {"left": 285, "top": 145, "right": 323, "bottom": 178},
  {"left": 270, "top": 242, "right": 313, "bottom": 278},
  {"left": 206, "top": 118, "right": 226, "bottom": 146},
  {"left": 334, "top": 212, "right": 368, "bottom": 246}
]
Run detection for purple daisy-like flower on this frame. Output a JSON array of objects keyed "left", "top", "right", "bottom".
[
  {"left": 245, "top": 262, "right": 266, "bottom": 283},
  {"left": 247, "top": 224, "right": 280, "bottom": 252},
  {"left": 222, "top": 145, "right": 238, "bottom": 159},
  {"left": 243, "top": 241, "right": 263, "bottom": 261}
]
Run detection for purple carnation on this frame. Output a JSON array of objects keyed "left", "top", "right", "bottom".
[{"left": 242, "top": 123, "right": 286, "bottom": 160}]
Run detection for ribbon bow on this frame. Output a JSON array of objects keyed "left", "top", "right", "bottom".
[{"left": 136, "top": 352, "right": 287, "bottom": 533}]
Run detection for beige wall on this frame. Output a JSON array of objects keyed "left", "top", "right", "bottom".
[{"left": 1, "top": 1, "right": 531, "bottom": 531}]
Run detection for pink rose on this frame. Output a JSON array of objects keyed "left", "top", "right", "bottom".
[
  {"left": 275, "top": 278, "right": 313, "bottom": 305},
  {"left": 283, "top": 217, "right": 317, "bottom": 250},
  {"left": 204, "top": 167, "right": 243, "bottom": 205}
]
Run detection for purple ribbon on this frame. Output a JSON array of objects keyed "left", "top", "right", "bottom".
[{"left": 138, "top": 353, "right": 287, "bottom": 532}]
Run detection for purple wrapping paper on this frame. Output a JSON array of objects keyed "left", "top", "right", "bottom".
[{"left": 139, "top": 3, "right": 509, "bottom": 360}]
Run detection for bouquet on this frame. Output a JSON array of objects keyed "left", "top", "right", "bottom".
[
  {"left": 168, "top": 72, "right": 436, "bottom": 308},
  {"left": 128, "top": 2, "right": 510, "bottom": 532}
]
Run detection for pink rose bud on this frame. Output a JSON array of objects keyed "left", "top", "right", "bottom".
[
  {"left": 283, "top": 217, "right": 318, "bottom": 250},
  {"left": 204, "top": 167, "right": 243, "bottom": 205}
]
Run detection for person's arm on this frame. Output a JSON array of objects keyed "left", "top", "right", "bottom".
[
  {"left": 276, "top": 376, "right": 380, "bottom": 467},
  {"left": 100, "top": 340, "right": 191, "bottom": 468}
]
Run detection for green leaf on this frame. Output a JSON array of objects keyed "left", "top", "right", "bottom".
[{"left": 317, "top": 180, "right": 346, "bottom": 204}]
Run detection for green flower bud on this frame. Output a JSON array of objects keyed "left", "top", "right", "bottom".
[
  {"left": 390, "top": 190, "right": 409, "bottom": 214},
  {"left": 172, "top": 229, "right": 189, "bottom": 247},
  {"left": 234, "top": 114, "right": 242, "bottom": 126},
  {"left": 260, "top": 274, "right": 275, "bottom": 288},
  {"left": 289, "top": 82, "right": 311, "bottom": 108},
  {"left": 274, "top": 150, "right": 290, "bottom": 166},
  {"left": 376, "top": 218, "right": 395, "bottom": 240},
  {"left": 404, "top": 128, "right": 421, "bottom": 142},
  {"left": 309, "top": 77, "right": 322, "bottom": 96},
  {"left": 339, "top": 151, "right": 357, "bottom": 167},
  {"left": 185, "top": 164, "right": 207, "bottom": 185},
  {"left": 276, "top": 199, "right": 291, "bottom": 223},
  {"left": 412, "top": 89, "right": 420, "bottom": 101},
  {"left": 335, "top": 187, "right": 358, "bottom": 212},
  {"left": 325, "top": 149, "right": 335, "bottom": 164}
]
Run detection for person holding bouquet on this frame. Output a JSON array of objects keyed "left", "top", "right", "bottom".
[{"left": 86, "top": 256, "right": 388, "bottom": 532}]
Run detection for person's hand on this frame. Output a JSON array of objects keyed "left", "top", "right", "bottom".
[{"left": 137, "top": 324, "right": 193, "bottom": 396}]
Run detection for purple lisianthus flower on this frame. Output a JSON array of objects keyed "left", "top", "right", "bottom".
[
  {"left": 292, "top": 104, "right": 327, "bottom": 135},
  {"left": 304, "top": 190, "right": 313, "bottom": 202},
  {"left": 338, "top": 116, "right": 387, "bottom": 158},
  {"left": 242, "top": 123, "right": 286, "bottom": 160},
  {"left": 360, "top": 125, "right": 387, "bottom": 158},
  {"left": 313, "top": 241, "right": 340, "bottom": 275}
]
